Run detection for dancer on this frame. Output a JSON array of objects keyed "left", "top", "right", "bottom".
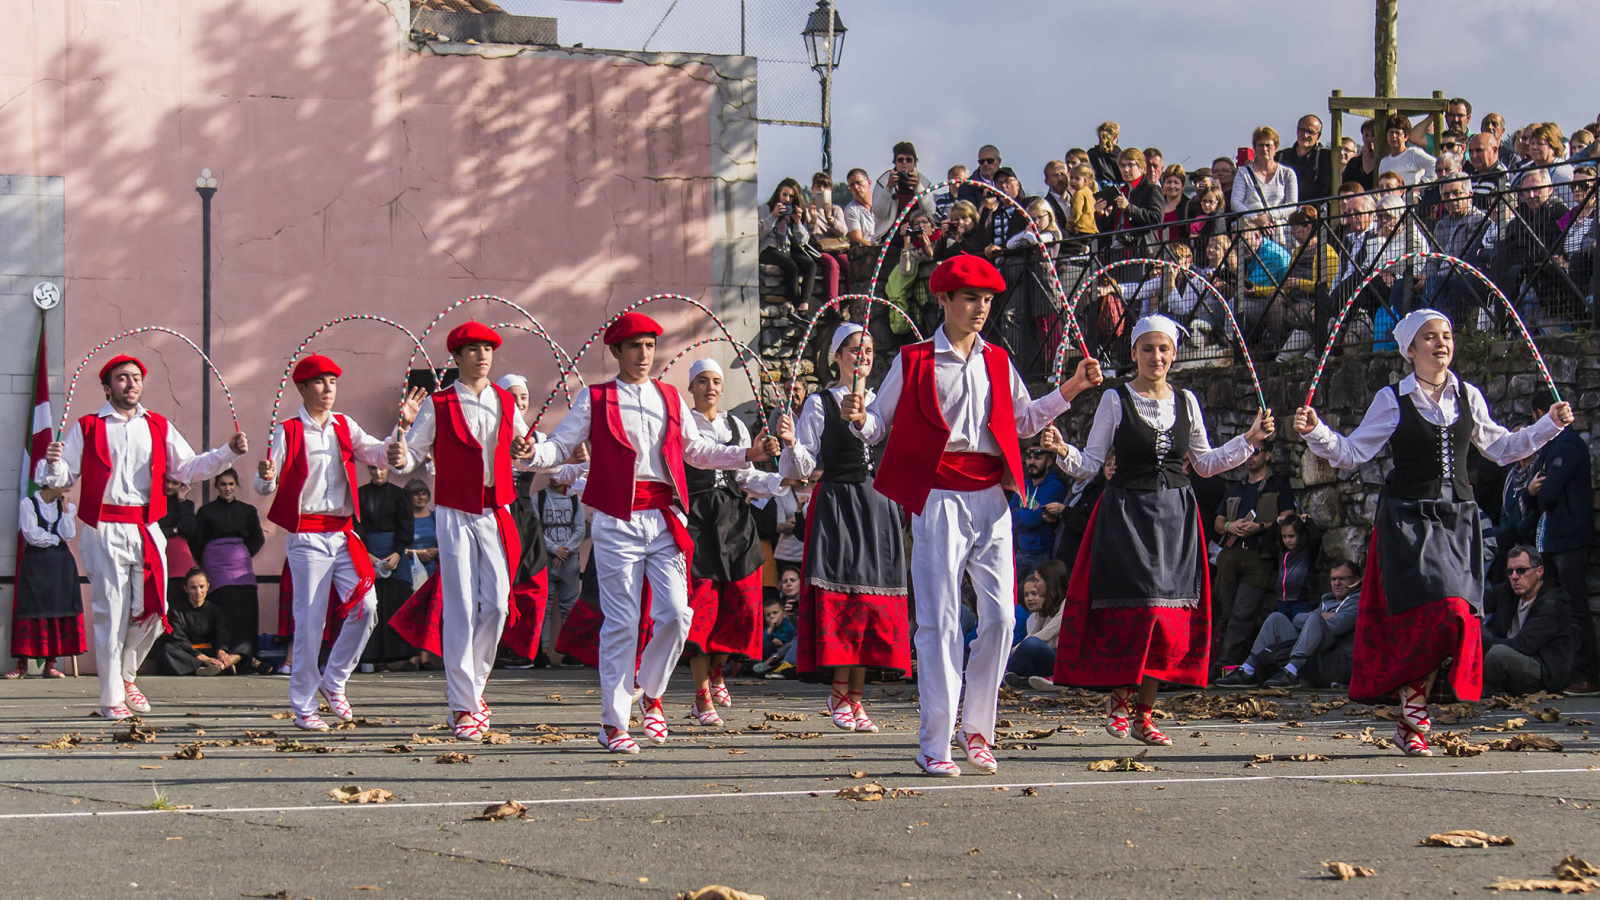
[
  {"left": 1042, "top": 314, "right": 1272, "bottom": 748},
  {"left": 681, "top": 358, "right": 785, "bottom": 725},
  {"left": 387, "top": 322, "right": 533, "bottom": 739},
  {"left": 775, "top": 322, "right": 909, "bottom": 733},
  {"left": 256, "top": 355, "right": 391, "bottom": 730},
  {"left": 39, "top": 354, "right": 246, "bottom": 719},
  {"left": 526, "top": 312, "right": 778, "bottom": 754},
  {"left": 1294, "top": 309, "right": 1570, "bottom": 756},
  {"left": 846, "top": 254, "right": 1103, "bottom": 777},
  {"left": 7, "top": 485, "right": 85, "bottom": 679}
]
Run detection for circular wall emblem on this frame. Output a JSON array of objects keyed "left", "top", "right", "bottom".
[{"left": 32, "top": 281, "right": 61, "bottom": 310}]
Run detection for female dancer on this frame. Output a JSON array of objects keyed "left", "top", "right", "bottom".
[
  {"left": 776, "top": 323, "right": 910, "bottom": 732},
  {"left": 1295, "top": 309, "right": 1571, "bottom": 756},
  {"left": 1043, "top": 314, "right": 1273, "bottom": 746},
  {"left": 682, "top": 358, "right": 785, "bottom": 725}
]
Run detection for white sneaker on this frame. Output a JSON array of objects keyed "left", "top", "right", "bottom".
[
  {"left": 294, "top": 713, "right": 331, "bottom": 732},
  {"left": 122, "top": 682, "right": 152, "bottom": 714},
  {"left": 101, "top": 704, "right": 134, "bottom": 721}
]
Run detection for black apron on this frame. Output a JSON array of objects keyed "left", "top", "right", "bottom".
[
  {"left": 804, "top": 390, "right": 907, "bottom": 594},
  {"left": 685, "top": 415, "right": 765, "bottom": 583},
  {"left": 18, "top": 497, "right": 82, "bottom": 618}
]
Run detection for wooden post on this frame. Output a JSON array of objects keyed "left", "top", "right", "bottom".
[
  {"left": 1329, "top": 90, "right": 1344, "bottom": 198},
  {"left": 1374, "top": 0, "right": 1398, "bottom": 122},
  {"left": 1430, "top": 89, "right": 1445, "bottom": 149}
]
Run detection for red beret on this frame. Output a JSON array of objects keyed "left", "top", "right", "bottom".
[
  {"left": 291, "top": 354, "right": 343, "bottom": 384},
  {"left": 446, "top": 321, "right": 503, "bottom": 353},
  {"left": 928, "top": 254, "right": 1006, "bottom": 294},
  {"left": 603, "top": 312, "right": 663, "bottom": 346},
  {"left": 99, "top": 354, "right": 147, "bottom": 383}
]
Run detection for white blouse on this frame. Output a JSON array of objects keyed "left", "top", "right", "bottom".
[
  {"left": 779, "top": 385, "right": 876, "bottom": 481},
  {"left": 19, "top": 496, "right": 76, "bottom": 547},
  {"left": 691, "top": 409, "right": 785, "bottom": 498},
  {"left": 1056, "top": 387, "right": 1254, "bottom": 481}
]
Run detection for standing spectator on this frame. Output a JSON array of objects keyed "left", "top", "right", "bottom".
[
  {"left": 357, "top": 464, "right": 414, "bottom": 671},
  {"left": 1377, "top": 114, "right": 1438, "bottom": 185},
  {"left": 1468, "top": 132, "right": 1512, "bottom": 211},
  {"left": 1158, "top": 164, "right": 1188, "bottom": 242},
  {"left": 394, "top": 478, "right": 437, "bottom": 670},
  {"left": 537, "top": 478, "right": 586, "bottom": 667},
  {"left": 1186, "top": 184, "right": 1228, "bottom": 254},
  {"left": 978, "top": 167, "right": 1029, "bottom": 259},
  {"left": 871, "top": 141, "right": 937, "bottom": 242},
  {"left": 1212, "top": 445, "right": 1296, "bottom": 665},
  {"left": 771, "top": 478, "right": 809, "bottom": 572},
  {"left": 1519, "top": 122, "right": 1576, "bottom": 203},
  {"left": 7, "top": 485, "right": 84, "bottom": 679},
  {"left": 1088, "top": 122, "right": 1124, "bottom": 188},
  {"left": 842, "top": 168, "right": 876, "bottom": 248},
  {"left": 1042, "top": 159, "right": 1073, "bottom": 235},
  {"left": 803, "top": 172, "right": 849, "bottom": 302},
  {"left": 1232, "top": 126, "right": 1299, "bottom": 234},
  {"left": 1064, "top": 164, "right": 1099, "bottom": 250},
  {"left": 1096, "top": 149, "right": 1164, "bottom": 259},
  {"left": 194, "top": 468, "right": 264, "bottom": 666},
  {"left": 1010, "top": 442, "right": 1069, "bottom": 580},
  {"left": 1569, "top": 129, "right": 1594, "bottom": 161},
  {"left": 933, "top": 164, "right": 968, "bottom": 222},
  {"left": 159, "top": 480, "right": 199, "bottom": 607},
  {"left": 1528, "top": 396, "right": 1596, "bottom": 693},
  {"left": 1341, "top": 119, "right": 1382, "bottom": 190},
  {"left": 1482, "top": 546, "right": 1578, "bottom": 694},
  {"left": 759, "top": 178, "right": 818, "bottom": 307},
  {"left": 1336, "top": 136, "right": 1360, "bottom": 171},
  {"left": 964, "top": 144, "right": 1003, "bottom": 200},
  {"left": 1143, "top": 148, "right": 1165, "bottom": 181},
  {"left": 1278, "top": 114, "right": 1334, "bottom": 200},
  {"left": 1424, "top": 177, "right": 1490, "bottom": 318},
  {"left": 1218, "top": 557, "right": 1360, "bottom": 688},
  {"left": 1004, "top": 560, "right": 1067, "bottom": 685}
]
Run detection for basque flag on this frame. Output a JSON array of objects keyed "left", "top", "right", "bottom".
[{"left": 15, "top": 318, "right": 51, "bottom": 605}]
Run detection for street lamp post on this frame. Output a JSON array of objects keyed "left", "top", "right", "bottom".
[
  {"left": 195, "top": 168, "right": 218, "bottom": 501},
  {"left": 801, "top": 1, "right": 846, "bottom": 177}
]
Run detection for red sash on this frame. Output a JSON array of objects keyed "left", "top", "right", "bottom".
[
  {"left": 98, "top": 504, "right": 168, "bottom": 627},
  {"left": 386, "top": 486, "right": 524, "bottom": 656},
  {"left": 931, "top": 452, "right": 1006, "bottom": 492},
  {"left": 633, "top": 480, "right": 693, "bottom": 558},
  {"left": 297, "top": 514, "right": 377, "bottom": 620}
]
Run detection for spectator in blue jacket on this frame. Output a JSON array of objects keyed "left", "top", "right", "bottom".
[
  {"left": 1528, "top": 399, "right": 1595, "bottom": 692},
  {"left": 1011, "top": 440, "right": 1069, "bottom": 581},
  {"left": 1218, "top": 557, "right": 1359, "bottom": 688}
]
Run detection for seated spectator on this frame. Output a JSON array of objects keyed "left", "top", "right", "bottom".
[
  {"left": 1519, "top": 122, "right": 1576, "bottom": 203},
  {"left": 1278, "top": 114, "right": 1334, "bottom": 200},
  {"left": 1011, "top": 441, "right": 1069, "bottom": 579},
  {"left": 1570, "top": 129, "right": 1594, "bottom": 161},
  {"left": 1238, "top": 214, "right": 1291, "bottom": 326},
  {"left": 933, "top": 199, "right": 984, "bottom": 261},
  {"left": 155, "top": 569, "right": 259, "bottom": 676},
  {"left": 977, "top": 166, "right": 1029, "bottom": 259},
  {"left": 802, "top": 171, "right": 849, "bottom": 301},
  {"left": 934, "top": 164, "right": 968, "bottom": 221},
  {"left": 757, "top": 566, "right": 802, "bottom": 677},
  {"left": 752, "top": 596, "right": 796, "bottom": 675},
  {"left": 1482, "top": 546, "right": 1577, "bottom": 694},
  {"left": 1341, "top": 118, "right": 1381, "bottom": 190},
  {"left": 1266, "top": 205, "right": 1338, "bottom": 354},
  {"left": 1424, "top": 177, "right": 1490, "bottom": 318},
  {"left": 1416, "top": 152, "right": 1465, "bottom": 215},
  {"left": 871, "top": 140, "right": 937, "bottom": 242},
  {"left": 1336, "top": 135, "right": 1360, "bottom": 172},
  {"left": 1087, "top": 121, "right": 1123, "bottom": 188},
  {"left": 1556, "top": 165, "right": 1596, "bottom": 288},
  {"left": 1193, "top": 233, "right": 1239, "bottom": 327},
  {"left": 1468, "top": 132, "right": 1512, "bottom": 209},
  {"left": 1232, "top": 126, "right": 1299, "bottom": 234},
  {"left": 842, "top": 168, "right": 876, "bottom": 248},
  {"left": 1095, "top": 149, "right": 1164, "bottom": 258},
  {"left": 1217, "top": 558, "right": 1361, "bottom": 688},
  {"left": 886, "top": 207, "right": 939, "bottom": 337},
  {"left": 1528, "top": 396, "right": 1596, "bottom": 693},
  {"left": 1004, "top": 560, "right": 1068, "bottom": 686},
  {"left": 1493, "top": 168, "right": 1573, "bottom": 327},
  {"left": 759, "top": 177, "right": 818, "bottom": 306},
  {"left": 1377, "top": 113, "right": 1437, "bottom": 185}
]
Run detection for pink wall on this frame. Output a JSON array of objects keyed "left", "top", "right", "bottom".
[{"left": 0, "top": 1, "right": 757, "bottom": 642}]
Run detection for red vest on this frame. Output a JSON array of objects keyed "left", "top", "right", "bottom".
[
  {"left": 873, "top": 339, "right": 1024, "bottom": 515},
  {"left": 77, "top": 411, "right": 170, "bottom": 527},
  {"left": 581, "top": 380, "right": 690, "bottom": 521},
  {"left": 431, "top": 384, "right": 518, "bottom": 514},
  {"left": 267, "top": 415, "right": 360, "bottom": 532}
]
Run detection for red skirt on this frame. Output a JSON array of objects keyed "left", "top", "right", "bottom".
[
  {"left": 499, "top": 573, "right": 549, "bottom": 658},
  {"left": 553, "top": 587, "right": 652, "bottom": 670},
  {"left": 387, "top": 570, "right": 541, "bottom": 660},
  {"left": 1052, "top": 503, "right": 1212, "bottom": 688},
  {"left": 686, "top": 568, "right": 763, "bottom": 659},
  {"left": 795, "top": 584, "right": 913, "bottom": 675},
  {"left": 1349, "top": 529, "right": 1482, "bottom": 703},
  {"left": 10, "top": 615, "right": 85, "bottom": 660}
]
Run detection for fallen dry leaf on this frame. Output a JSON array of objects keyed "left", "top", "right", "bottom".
[
  {"left": 473, "top": 800, "right": 528, "bottom": 821},
  {"left": 764, "top": 712, "right": 806, "bottom": 722},
  {"left": 675, "top": 887, "right": 767, "bottom": 900},
  {"left": 275, "top": 739, "right": 333, "bottom": 753},
  {"left": 113, "top": 723, "right": 157, "bottom": 743},
  {"left": 268, "top": 712, "right": 292, "bottom": 720},
  {"left": 1323, "top": 861, "right": 1377, "bottom": 880},
  {"left": 848, "top": 771, "right": 868, "bottom": 779},
  {"left": 772, "top": 732, "right": 823, "bottom": 740},
  {"left": 1286, "top": 753, "right": 1331, "bottom": 762},
  {"left": 327, "top": 785, "right": 396, "bottom": 805},
  {"left": 1358, "top": 726, "right": 1396, "bottom": 750},
  {"left": 384, "top": 744, "right": 411, "bottom": 754},
  {"left": 35, "top": 734, "right": 84, "bottom": 750},
  {"left": 1435, "top": 731, "right": 1491, "bottom": 757},
  {"left": 1022, "top": 787, "right": 1039, "bottom": 796},
  {"left": 1088, "top": 757, "right": 1158, "bottom": 773},
  {"left": 1538, "top": 708, "right": 1563, "bottom": 723},
  {"left": 1486, "top": 878, "right": 1595, "bottom": 894},
  {"left": 1556, "top": 856, "right": 1600, "bottom": 880},
  {"left": 166, "top": 743, "right": 205, "bottom": 761},
  {"left": 1421, "top": 829, "right": 1515, "bottom": 848},
  {"left": 435, "top": 752, "right": 473, "bottom": 764},
  {"left": 836, "top": 782, "right": 921, "bottom": 801},
  {"left": 1487, "top": 734, "right": 1564, "bottom": 753},
  {"left": 481, "top": 731, "right": 511, "bottom": 745}
]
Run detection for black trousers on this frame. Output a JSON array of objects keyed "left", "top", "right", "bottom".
[
  {"left": 1547, "top": 547, "right": 1596, "bottom": 682},
  {"left": 1212, "top": 544, "right": 1271, "bottom": 665},
  {"left": 760, "top": 246, "right": 817, "bottom": 305}
]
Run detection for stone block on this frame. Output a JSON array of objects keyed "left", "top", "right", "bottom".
[
  {"left": 1302, "top": 485, "right": 1343, "bottom": 527},
  {"left": 1321, "top": 526, "right": 1368, "bottom": 566}
]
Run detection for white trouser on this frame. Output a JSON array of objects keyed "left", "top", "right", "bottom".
[
  {"left": 79, "top": 521, "right": 166, "bottom": 709},
  {"left": 435, "top": 505, "right": 511, "bottom": 714},
  {"left": 285, "top": 532, "right": 378, "bottom": 717},
  {"left": 910, "top": 485, "right": 1015, "bottom": 762},
  {"left": 593, "top": 509, "right": 691, "bottom": 730}
]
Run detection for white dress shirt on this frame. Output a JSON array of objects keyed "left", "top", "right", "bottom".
[
  {"left": 19, "top": 496, "right": 76, "bottom": 547},
  {"left": 254, "top": 406, "right": 392, "bottom": 515},
  {"left": 1303, "top": 372, "right": 1559, "bottom": 470},
  {"left": 855, "top": 327, "right": 1070, "bottom": 451},
  {"left": 691, "top": 409, "right": 785, "bottom": 497},
  {"left": 37, "top": 402, "right": 241, "bottom": 502},
  {"left": 1056, "top": 388, "right": 1254, "bottom": 481},
  {"left": 780, "top": 385, "right": 876, "bottom": 480},
  {"left": 528, "top": 380, "right": 750, "bottom": 481},
  {"left": 396, "top": 381, "right": 528, "bottom": 484}
]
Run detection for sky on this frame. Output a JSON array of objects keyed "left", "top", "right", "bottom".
[{"left": 504, "top": 1, "right": 1599, "bottom": 197}]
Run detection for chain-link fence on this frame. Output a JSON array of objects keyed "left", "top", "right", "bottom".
[{"left": 504, "top": 0, "right": 824, "bottom": 125}]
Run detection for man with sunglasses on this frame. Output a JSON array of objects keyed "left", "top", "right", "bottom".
[
  {"left": 871, "top": 140, "right": 936, "bottom": 242},
  {"left": 1010, "top": 439, "right": 1068, "bottom": 583},
  {"left": 1482, "top": 546, "right": 1578, "bottom": 694}
]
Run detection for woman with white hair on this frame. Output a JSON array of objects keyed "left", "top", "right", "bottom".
[
  {"left": 1294, "top": 309, "right": 1573, "bottom": 756},
  {"left": 1041, "top": 315, "right": 1274, "bottom": 747},
  {"left": 775, "top": 323, "right": 910, "bottom": 733}
]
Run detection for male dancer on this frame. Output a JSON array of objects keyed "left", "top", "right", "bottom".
[
  {"left": 388, "top": 322, "right": 532, "bottom": 739},
  {"left": 527, "top": 312, "right": 778, "bottom": 754},
  {"left": 41, "top": 355, "right": 247, "bottom": 719},
  {"left": 256, "top": 355, "right": 391, "bottom": 730},
  {"left": 846, "top": 255, "right": 1102, "bottom": 776}
]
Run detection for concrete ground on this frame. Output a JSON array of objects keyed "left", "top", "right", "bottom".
[{"left": 1, "top": 669, "right": 1597, "bottom": 899}]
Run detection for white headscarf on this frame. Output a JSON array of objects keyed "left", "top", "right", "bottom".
[
  {"left": 495, "top": 374, "right": 527, "bottom": 390},
  {"left": 829, "top": 322, "right": 865, "bottom": 357},
  {"left": 1392, "top": 308, "right": 1451, "bottom": 360},
  {"left": 1128, "top": 314, "right": 1186, "bottom": 349},
  {"left": 688, "top": 358, "right": 723, "bottom": 382}
]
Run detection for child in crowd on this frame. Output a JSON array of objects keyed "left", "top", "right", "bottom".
[
  {"left": 1005, "top": 560, "right": 1068, "bottom": 688},
  {"left": 756, "top": 566, "right": 802, "bottom": 676},
  {"left": 1066, "top": 164, "right": 1100, "bottom": 241}
]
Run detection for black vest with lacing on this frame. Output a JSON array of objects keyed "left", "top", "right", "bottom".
[
  {"left": 1384, "top": 384, "right": 1474, "bottom": 501},
  {"left": 817, "top": 389, "right": 872, "bottom": 484},
  {"left": 685, "top": 414, "right": 746, "bottom": 497},
  {"left": 1109, "top": 385, "right": 1192, "bottom": 491}
]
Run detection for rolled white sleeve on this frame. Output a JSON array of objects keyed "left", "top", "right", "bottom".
[
  {"left": 854, "top": 355, "right": 905, "bottom": 446},
  {"left": 18, "top": 498, "right": 60, "bottom": 548},
  {"left": 1055, "top": 391, "right": 1117, "bottom": 481},
  {"left": 1183, "top": 392, "right": 1255, "bottom": 478},
  {"left": 37, "top": 425, "right": 83, "bottom": 488},
  {"left": 1303, "top": 390, "right": 1400, "bottom": 470},
  {"left": 1465, "top": 384, "right": 1561, "bottom": 465},
  {"left": 528, "top": 391, "right": 593, "bottom": 471},
  {"left": 681, "top": 397, "right": 751, "bottom": 470},
  {"left": 167, "top": 425, "right": 241, "bottom": 485},
  {"left": 394, "top": 400, "right": 439, "bottom": 474},
  {"left": 780, "top": 393, "right": 828, "bottom": 480}
]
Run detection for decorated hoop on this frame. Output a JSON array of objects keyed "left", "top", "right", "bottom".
[
  {"left": 403, "top": 294, "right": 573, "bottom": 431},
  {"left": 656, "top": 335, "right": 774, "bottom": 419},
  {"left": 60, "top": 326, "right": 238, "bottom": 439},
  {"left": 782, "top": 293, "right": 922, "bottom": 415},
  {"left": 867, "top": 176, "right": 1092, "bottom": 361},
  {"left": 1059, "top": 258, "right": 1266, "bottom": 411},
  {"left": 490, "top": 321, "right": 584, "bottom": 413},
  {"left": 533, "top": 293, "right": 758, "bottom": 433},
  {"left": 1302, "top": 251, "right": 1560, "bottom": 406},
  {"left": 267, "top": 314, "right": 438, "bottom": 454}
]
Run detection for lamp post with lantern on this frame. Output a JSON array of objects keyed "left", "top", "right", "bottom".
[{"left": 801, "top": 1, "right": 846, "bottom": 177}]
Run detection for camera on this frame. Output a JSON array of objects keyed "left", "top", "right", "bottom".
[{"left": 897, "top": 170, "right": 915, "bottom": 191}]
